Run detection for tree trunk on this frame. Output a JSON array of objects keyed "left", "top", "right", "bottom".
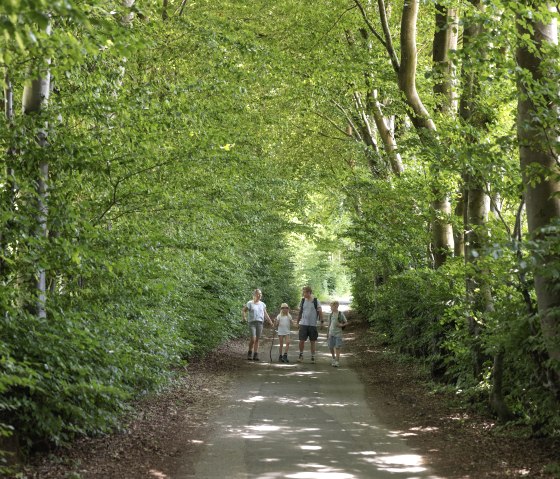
[
  {"left": 433, "top": 4, "right": 458, "bottom": 114},
  {"left": 370, "top": 89, "right": 404, "bottom": 175},
  {"left": 490, "top": 349, "right": 515, "bottom": 421},
  {"left": 22, "top": 25, "right": 51, "bottom": 320},
  {"left": 464, "top": 180, "right": 491, "bottom": 377},
  {"left": 454, "top": 190, "right": 465, "bottom": 257},
  {"left": 401, "top": 0, "right": 454, "bottom": 267},
  {"left": 516, "top": 2, "right": 560, "bottom": 392},
  {"left": 458, "top": 2, "right": 503, "bottom": 392},
  {"left": 399, "top": 0, "right": 436, "bottom": 132},
  {"left": 1, "top": 72, "right": 15, "bottom": 280}
]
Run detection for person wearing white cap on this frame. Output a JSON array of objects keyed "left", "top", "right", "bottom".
[{"left": 274, "top": 303, "right": 294, "bottom": 362}]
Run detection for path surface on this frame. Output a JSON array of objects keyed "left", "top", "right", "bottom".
[{"left": 176, "top": 329, "right": 443, "bottom": 479}]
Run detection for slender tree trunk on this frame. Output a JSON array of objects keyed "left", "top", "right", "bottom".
[
  {"left": 22, "top": 24, "right": 51, "bottom": 320},
  {"left": 370, "top": 89, "right": 404, "bottom": 175},
  {"left": 516, "top": 2, "right": 560, "bottom": 393},
  {"left": 1, "top": 72, "right": 15, "bottom": 280},
  {"left": 454, "top": 191, "right": 465, "bottom": 257},
  {"left": 433, "top": 4, "right": 458, "bottom": 113},
  {"left": 464, "top": 179, "right": 491, "bottom": 377},
  {"left": 399, "top": 1, "right": 436, "bottom": 131}
]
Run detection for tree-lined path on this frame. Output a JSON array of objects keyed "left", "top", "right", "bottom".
[
  {"left": 2, "top": 0, "right": 560, "bottom": 476},
  {"left": 180, "top": 337, "right": 440, "bottom": 479}
]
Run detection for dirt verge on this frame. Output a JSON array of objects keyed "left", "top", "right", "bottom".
[{"left": 344, "top": 312, "right": 560, "bottom": 479}]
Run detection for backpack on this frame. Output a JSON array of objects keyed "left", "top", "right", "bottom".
[
  {"left": 328, "top": 311, "right": 346, "bottom": 329},
  {"left": 298, "top": 297, "right": 319, "bottom": 321}
]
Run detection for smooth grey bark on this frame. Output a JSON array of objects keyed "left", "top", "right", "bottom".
[
  {"left": 401, "top": 0, "right": 454, "bottom": 267},
  {"left": 356, "top": 27, "right": 403, "bottom": 176},
  {"left": 464, "top": 180, "right": 491, "bottom": 376},
  {"left": 433, "top": 5, "right": 458, "bottom": 114},
  {"left": 22, "top": 24, "right": 51, "bottom": 320},
  {"left": 355, "top": 0, "right": 455, "bottom": 266},
  {"left": 454, "top": 191, "right": 465, "bottom": 256},
  {"left": 1, "top": 72, "right": 15, "bottom": 280},
  {"left": 428, "top": 1, "right": 458, "bottom": 268},
  {"left": 516, "top": 3, "right": 560, "bottom": 393},
  {"left": 370, "top": 89, "right": 404, "bottom": 175},
  {"left": 399, "top": 1, "right": 436, "bottom": 131}
]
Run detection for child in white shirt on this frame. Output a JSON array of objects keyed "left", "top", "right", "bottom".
[{"left": 275, "top": 303, "right": 293, "bottom": 363}]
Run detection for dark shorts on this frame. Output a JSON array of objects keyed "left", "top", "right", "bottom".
[{"left": 299, "top": 325, "right": 319, "bottom": 341}]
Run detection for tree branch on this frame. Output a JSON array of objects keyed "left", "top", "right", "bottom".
[
  {"left": 352, "top": 0, "right": 388, "bottom": 49},
  {"left": 314, "top": 111, "right": 356, "bottom": 140},
  {"left": 332, "top": 100, "right": 364, "bottom": 142},
  {"left": 377, "top": 0, "right": 401, "bottom": 72}
]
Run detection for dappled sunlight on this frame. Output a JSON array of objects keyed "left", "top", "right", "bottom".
[
  {"left": 148, "top": 470, "right": 168, "bottom": 478},
  {"left": 246, "top": 424, "right": 284, "bottom": 432},
  {"left": 286, "top": 472, "right": 355, "bottom": 478},
  {"left": 242, "top": 395, "right": 266, "bottom": 403},
  {"left": 362, "top": 453, "right": 428, "bottom": 474},
  {"left": 192, "top": 341, "right": 443, "bottom": 479}
]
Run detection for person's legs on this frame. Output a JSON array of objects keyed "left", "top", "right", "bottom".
[
  {"left": 248, "top": 336, "right": 256, "bottom": 352},
  {"left": 278, "top": 336, "right": 285, "bottom": 361},
  {"left": 298, "top": 325, "right": 308, "bottom": 360},
  {"left": 309, "top": 326, "right": 318, "bottom": 363},
  {"left": 310, "top": 340, "right": 316, "bottom": 356},
  {"left": 253, "top": 322, "right": 263, "bottom": 360},
  {"left": 248, "top": 322, "right": 257, "bottom": 359},
  {"left": 284, "top": 335, "right": 290, "bottom": 353},
  {"left": 334, "top": 337, "right": 343, "bottom": 366}
]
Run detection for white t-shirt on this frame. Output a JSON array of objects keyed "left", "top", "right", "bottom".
[
  {"left": 276, "top": 313, "right": 292, "bottom": 335},
  {"left": 246, "top": 301, "right": 266, "bottom": 322},
  {"left": 299, "top": 297, "right": 321, "bottom": 326}
]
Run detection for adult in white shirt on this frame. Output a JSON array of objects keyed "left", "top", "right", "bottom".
[{"left": 242, "top": 289, "right": 273, "bottom": 361}]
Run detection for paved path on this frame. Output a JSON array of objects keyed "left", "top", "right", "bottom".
[{"left": 176, "top": 329, "right": 443, "bottom": 479}]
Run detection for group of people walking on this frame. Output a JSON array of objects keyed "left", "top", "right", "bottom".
[{"left": 241, "top": 286, "right": 348, "bottom": 366}]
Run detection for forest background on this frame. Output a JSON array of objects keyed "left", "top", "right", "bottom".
[{"left": 1, "top": 0, "right": 559, "bottom": 470}]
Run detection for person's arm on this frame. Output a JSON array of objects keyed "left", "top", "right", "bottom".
[
  {"left": 242, "top": 305, "right": 248, "bottom": 322},
  {"left": 318, "top": 306, "right": 324, "bottom": 327},
  {"left": 265, "top": 309, "right": 273, "bottom": 326}
]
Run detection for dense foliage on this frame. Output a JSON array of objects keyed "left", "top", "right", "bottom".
[{"left": 1, "top": 0, "right": 559, "bottom": 472}]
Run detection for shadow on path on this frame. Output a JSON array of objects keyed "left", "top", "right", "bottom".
[{"left": 176, "top": 331, "right": 443, "bottom": 479}]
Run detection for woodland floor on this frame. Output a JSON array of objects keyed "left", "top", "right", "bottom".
[{"left": 13, "top": 313, "right": 560, "bottom": 479}]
